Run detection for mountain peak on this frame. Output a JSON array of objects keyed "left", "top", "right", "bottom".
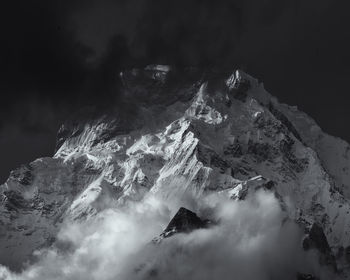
[
  {"left": 160, "top": 207, "right": 209, "bottom": 238},
  {"left": 2, "top": 66, "right": 350, "bottom": 278}
]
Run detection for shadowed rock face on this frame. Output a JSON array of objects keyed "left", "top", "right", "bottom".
[
  {"left": 303, "top": 223, "right": 337, "bottom": 271},
  {"left": 297, "top": 272, "right": 319, "bottom": 280},
  {"left": 160, "top": 207, "right": 209, "bottom": 238},
  {"left": 303, "top": 224, "right": 332, "bottom": 255}
]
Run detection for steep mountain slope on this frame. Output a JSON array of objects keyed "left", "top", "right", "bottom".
[{"left": 1, "top": 65, "right": 350, "bottom": 278}]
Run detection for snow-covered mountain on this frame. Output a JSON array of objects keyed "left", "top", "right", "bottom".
[{"left": 1, "top": 65, "right": 350, "bottom": 279}]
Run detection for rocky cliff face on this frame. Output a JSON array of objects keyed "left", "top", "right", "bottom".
[{"left": 1, "top": 66, "right": 350, "bottom": 278}]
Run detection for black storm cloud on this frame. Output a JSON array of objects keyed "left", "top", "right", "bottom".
[{"left": 1, "top": 0, "right": 350, "bottom": 182}]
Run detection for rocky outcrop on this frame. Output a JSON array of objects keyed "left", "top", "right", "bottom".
[
  {"left": 160, "top": 207, "right": 210, "bottom": 239},
  {"left": 297, "top": 273, "right": 319, "bottom": 280},
  {"left": 303, "top": 223, "right": 337, "bottom": 271}
]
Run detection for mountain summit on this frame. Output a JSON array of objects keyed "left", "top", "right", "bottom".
[{"left": 1, "top": 66, "right": 350, "bottom": 279}]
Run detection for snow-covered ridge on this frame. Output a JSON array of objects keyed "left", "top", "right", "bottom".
[{"left": 1, "top": 66, "right": 350, "bottom": 275}]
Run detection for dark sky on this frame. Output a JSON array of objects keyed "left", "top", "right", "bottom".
[{"left": 1, "top": 0, "right": 350, "bottom": 183}]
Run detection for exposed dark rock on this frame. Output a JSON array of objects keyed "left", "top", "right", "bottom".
[
  {"left": 297, "top": 272, "right": 319, "bottom": 280},
  {"left": 3, "top": 190, "right": 29, "bottom": 212},
  {"left": 197, "top": 144, "right": 230, "bottom": 173},
  {"left": 303, "top": 224, "right": 331, "bottom": 254},
  {"left": 303, "top": 223, "right": 337, "bottom": 271},
  {"left": 268, "top": 103, "right": 303, "bottom": 143},
  {"left": 233, "top": 90, "right": 247, "bottom": 102},
  {"left": 9, "top": 164, "right": 33, "bottom": 185},
  {"left": 247, "top": 141, "right": 278, "bottom": 162},
  {"left": 253, "top": 113, "right": 265, "bottom": 128},
  {"left": 223, "top": 141, "right": 243, "bottom": 157},
  {"left": 345, "top": 245, "right": 350, "bottom": 263},
  {"left": 160, "top": 207, "right": 210, "bottom": 238},
  {"left": 236, "top": 186, "right": 249, "bottom": 200},
  {"left": 229, "top": 76, "right": 250, "bottom": 102},
  {"left": 210, "top": 154, "right": 230, "bottom": 173},
  {"left": 279, "top": 136, "right": 308, "bottom": 173},
  {"left": 263, "top": 180, "right": 276, "bottom": 190},
  {"left": 279, "top": 136, "right": 295, "bottom": 154}
]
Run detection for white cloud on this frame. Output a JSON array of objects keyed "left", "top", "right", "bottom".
[{"left": 0, "top": 190, "right": 322, "bottom": 280}]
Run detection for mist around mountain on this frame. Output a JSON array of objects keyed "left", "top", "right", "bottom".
[{"left": 1, "top": 66, "right": 350, "bottom": 280}]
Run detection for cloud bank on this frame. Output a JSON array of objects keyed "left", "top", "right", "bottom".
[{"left": 0, "top": 190, "right": 326, "bottom": 280}]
